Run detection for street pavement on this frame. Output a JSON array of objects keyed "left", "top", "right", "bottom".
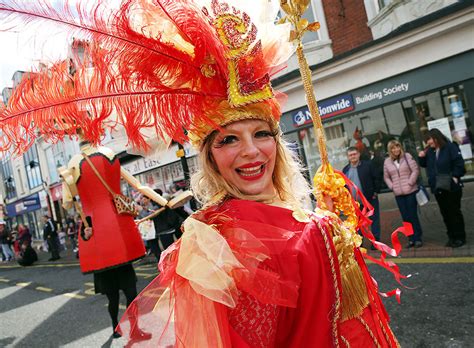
[
  {"left": 0, "top": 182, "right": 472, "bottom": 347},
  {"left": 0, "top": 252, "right": 473, "bottom": 347},
  {"left": 0, "top": 254, "right": 158, "bottom": 348}
]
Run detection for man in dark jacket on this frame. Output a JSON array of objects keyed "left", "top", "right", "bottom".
[
  {"left": 42, "top": 215, "right": 60, "bottom": 261},
  {"left": 343, "top": 147, "right": 382, "bottom": 242}
]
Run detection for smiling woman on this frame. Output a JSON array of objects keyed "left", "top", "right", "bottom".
[
  {"left": 0, "top": 0, "right": 403, "bottom": 346},
  {"left": 210, "top": 120, "right": 278, "bottom": 196}
]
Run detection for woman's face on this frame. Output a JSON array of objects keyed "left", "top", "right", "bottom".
[
  {"left": 426, "top": 137, "right": 436, "bottom": 148},
  {"left": 391, "top": 144, "right": 401, "bottom": 157},
  {"left": 210, "top": 119, "right": 277, "bottom": 196}
]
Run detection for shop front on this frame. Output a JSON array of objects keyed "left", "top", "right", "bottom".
[
  {"left": 121, "top": 143, "right": 198, "bottom": 197},
  {"left": 281, "top": 52, "right": 474, "bottom": 187},
  {"left": 5, "top": 191, "right": 49, "bottom": 240}
]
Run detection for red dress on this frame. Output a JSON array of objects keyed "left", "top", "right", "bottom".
[
  {"left": 118, "top": 199, "right": 399, "bottom": 347},
  {"left": 76, "top": 153, "right": 145, "bottom": 273}
]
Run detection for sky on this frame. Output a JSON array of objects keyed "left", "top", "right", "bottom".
[
  {"left": 0, "top": 0, "right": 124, "bottom": 102},
  {"left": 0, "top": 31, "right": 68, "bottom": 93}
]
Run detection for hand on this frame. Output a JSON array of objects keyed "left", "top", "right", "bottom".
[
  {"left": 418, "top": 150, "right": 426, "bottom": 158},
  {"left": 452, "top": 177, "right": 459, "bottom": 184},
  {"left": 84, "top": 227, "right": 93, "bottom": 239}
]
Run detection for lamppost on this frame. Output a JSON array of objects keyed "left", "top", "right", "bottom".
[{"left": 176, "top": 142, "right": 197, "bottom": 210}]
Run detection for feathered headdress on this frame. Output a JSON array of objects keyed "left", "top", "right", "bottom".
[{"left": 0, "top": 0, "right": 294, "bottom": 154}]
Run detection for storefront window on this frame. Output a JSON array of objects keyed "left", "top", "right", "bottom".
[
  {"left": 285, "top": 82, "right": 474, "bottom": 187},
  {"left": 23, "top": 144, "right": 43, "bottom": 189},
  {"left": 1, "top": 156, "right": 17, "bottom": 200}
]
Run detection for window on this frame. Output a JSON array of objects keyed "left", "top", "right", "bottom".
[
  {"left": 23, "top": 145, "right": 43, "bottom": 189},
  {"left": 1, "top": 156, "right": 17, "bottom": 199},
  {"left": 377, "top": 0, "right": 392, "bottom": 9},
  {"left": 301, "top": 3, "right": 319, "bottom": 44}
]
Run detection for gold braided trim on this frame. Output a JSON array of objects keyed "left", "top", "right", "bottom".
[
  {"left": 315, "top": 209, "right": 368, "bottom": 322},
  {"left": 365, "top": 279, "right": 400, "bottom": 348},
  {"left": 315, "top": 217, "right": 340, "bottom": 348},
  {"left": 357, "top": 317, "right": 381, "bottom": 348},
  {"left": 340, "top": 335, "right": 350, "bottom": 348}
]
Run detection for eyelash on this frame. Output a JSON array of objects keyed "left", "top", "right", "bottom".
[{"left": 214, "top": 130, "right": 276, "bottom": 148}]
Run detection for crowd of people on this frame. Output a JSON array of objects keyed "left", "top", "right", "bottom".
[
  {"left": 0, "top": 220, "right": 37, "bottom": 266},
  {"left": 341, "top": 127, "right": 467, "bottom": 249}
]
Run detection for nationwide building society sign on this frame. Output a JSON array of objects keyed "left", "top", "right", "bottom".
[{"left": 293, "top": 94, "right": 355, "bottom": 127}]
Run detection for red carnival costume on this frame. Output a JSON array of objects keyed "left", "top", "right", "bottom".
[
  {"left": 117, "top": 199, "right": 399, "bottom": 347},
  {"left": 68, "top": 148, "right": 145, "bottom": 273}
]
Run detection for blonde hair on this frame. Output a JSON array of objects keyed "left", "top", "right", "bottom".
[
  {"left": 387, "top": 139, "right": 404, "bottom": 160},
  {"left": 191, "top": 129, "right": 311, "bottom": 208}
]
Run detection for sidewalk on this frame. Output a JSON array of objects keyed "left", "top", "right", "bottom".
[
  {"left": 25, "top": 183, "right": 473, "bottom": 264},
  {"left": 366, "top": 181, "right": 474, "bottom": 258}
]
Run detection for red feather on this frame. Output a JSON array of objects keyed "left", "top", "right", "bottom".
[
  {"left": 0, "top": 45, "right": 225, "bottom": 155},
  {"left": 0, "top": 0, "right": 231, "bottom": 154}
]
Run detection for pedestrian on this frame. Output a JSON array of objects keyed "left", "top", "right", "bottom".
[
  {"left": 17, "top": 242, "right": 38, "bottom": 267},
  {"left": 137, "top": 195, "right": 159, "bottom": 256},
  {"left": 384, "top": 140, "right": 423, "bottom": 248},
  {"left": 343, "top": 146, "right": 382, "bottom": 242},
  {"left": 418, "top": 128, "right": 466, "bottom": 248},
  {"left": 0, "top": 220, "right": 15, "bottom": 262},
  {"left": 58, "top": 223, "right": 68, "bottom": 251},
  {"left": 11, "top": 225, "right": 20, "bottom": 258},
  {"left": 17, "top": 223, "right": 32, "bottom": 254},
  {"left": 148, "top": 189, "right": 183, "bottom": 261},
  {"left": 66, "top": 222, "right": 78, "bottom": 252},
  {"left": 42, "top": 215, "right": 60, "bottom": 261}
]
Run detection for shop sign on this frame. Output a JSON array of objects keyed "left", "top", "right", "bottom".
[
  {"left": 38, "top": 191, "right": 49, "bottom": 208},
  {"left": 123, "top": 143, "right": 198, "bottom": 175},
  {"left": 50, "top": 184, "right": 63, "bottom": 201},
  {"left": 292, "top": 94, "right": 354, "bottom": 127},
  {"left": 5, "top": 192, "right": 42, "bottom": 217},
  {"left": 354, "top": 83, "right": 409, "bottom": 105}
]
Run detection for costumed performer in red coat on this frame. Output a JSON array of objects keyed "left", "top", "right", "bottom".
[{"left": 60, "top": 137, "right": 172, "bottom": 339}]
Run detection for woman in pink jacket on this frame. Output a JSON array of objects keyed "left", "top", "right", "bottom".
[{"left": 384, "top": 140, "right": 423, "bottom": 248}]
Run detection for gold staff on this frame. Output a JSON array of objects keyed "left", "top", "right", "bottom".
[{"left": 280, "top": 0, "right": 370, "bottom": 320}]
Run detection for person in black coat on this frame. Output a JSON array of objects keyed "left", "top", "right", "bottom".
[
  {"left": 343, "top": 146, "right": 382, "bottom": 242},
  {"left": 42, "top": 215, "right": 60, "bottom": 261},
  {"left": 17, "top": 242, "right": 38, "bottom": 266},
  {"left": 418, "top": 128, "right": 466, "bottom": 248}
]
